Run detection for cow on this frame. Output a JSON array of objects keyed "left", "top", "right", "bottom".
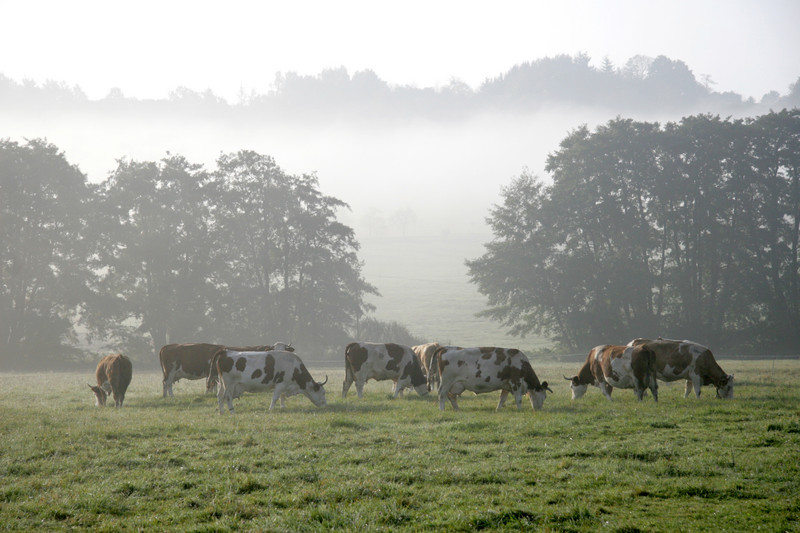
[
  {"left": 627, "top": 338, "right": 734, "bottom": 399},
  {"left": 159, "top": 342, "right": 287, "bottom": 397},
  {"left": 412, "top": 342, "right": 445, "bottom": 391},
  {"left": 214, "top": 350, "right": 328, "bottom": 414},
  {"left": 88, "top": 353, "right": 133, "bottom": 408},
  {"left": 204, "top": 342, "right": 293, "bottom": 395},
  {"left": 564, "top": 344, "right": 658, "bottom": 402},
  {"left": 437, "top": 346, "right": 552, "bottom": 411},
  {"left": 342, "top": 342, "right": 429, "bottom": 399}
]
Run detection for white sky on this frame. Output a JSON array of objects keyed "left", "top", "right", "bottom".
[{"left": 1, "top": 0, "right": 798, "bottom": 101}]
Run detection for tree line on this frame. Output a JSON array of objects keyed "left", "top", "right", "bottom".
[
  {"left": 3, "top": 54, "right": 799, "bottom": 120},
  {"left": 467, "top": 109, "right": 800, "bottom": 354},
  {"left": 0, "top": 144, "right": 381, "bottom": 370}
]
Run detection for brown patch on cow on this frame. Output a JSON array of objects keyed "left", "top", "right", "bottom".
[
  {"left": 494, "top": 350, "right": 507, "bottom": 365},
  {"left": 479, "top": 347, "right": 494, "bottom": 359},
  {"left": 274, "top": 371, "right": 285, "bottom": 383},
  {"left": 457, "top": 360, "right": 465, "bottom": 367},
  {"left": 235, "top": 357, "right": 247, "bottom": 372},
  {"left": 293, "top": 365, "right": 314, "bottom": 390},
  {"left": 400, "top": 356, "right": 428, "bottom": 387},
  {"left": 520, "top": 360, "right": 543, "bottom": 390},
  {"left": 260, "top": 354, "right": 276, "bottom": 384},
  {"left": 485, "top": 376, "right": 491, "bottom": 383},
  {"left": 385, "top": 343, "right": 406, "bottom": 372},
  {"left": 251, "top": 369, "right": 263, "bottom": 380},
  {"left": 475, "top": 369, "right": 482, "bottom": 378},
  {"left": 663, "top": 344, "right": 693, "bottom": 374},
  {"left": 498, "top": 364, "right": 524, "bottom": 388},
  {"left": 217, "top": 353, "right": 235, "bottom": 375},
  {"left": 346, "top": 343, "right": 369, "bottom": 373}
]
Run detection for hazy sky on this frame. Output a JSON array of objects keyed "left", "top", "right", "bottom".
[{"left": 2, "top": 0, "right": 798, "bottom": 101}]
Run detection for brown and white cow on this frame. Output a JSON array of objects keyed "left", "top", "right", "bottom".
[
  {"left": 343, "top": 342, "right": 429, "bottom": 399},
  {"left": 565, "top": 344, "right": 658, "bottom": 402},
  {"left": 214, "top": 350, "right": 328, "bottom": 414},
  {"left": 627, "top": 338, "right": 734, "bottom": 399},
  {"left": 159, "top": 342, "right": 285, "bottom": 397},
  {"left": 437, "top": 347, "right": 552, "bottom": 411},
  {"left": 88, "top": 353, "right": 133, "bottom": 408}
]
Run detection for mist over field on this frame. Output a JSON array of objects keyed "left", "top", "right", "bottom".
[
  {"left": 4, "top": 99, "right": 622, "bottom": 349},
  {"left": 3, "top": 53, "right": 799, "bottom": 363}
]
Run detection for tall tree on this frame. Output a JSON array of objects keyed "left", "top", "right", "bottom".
[
  {"left": 88, "top": 155, "right": 215, "bottom": 357},
  {"left": 469, "top": 112, "right": 800, "bottom": 353},
  {"left": 0, "top": 139, "right": 92, "bottom": 369},
  {"left": 210, "top": 150, "right": 377, "bottom": 353}
]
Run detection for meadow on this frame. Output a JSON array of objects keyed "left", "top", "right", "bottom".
[{"left": 1, "top": 360, "right": 798, "bottom": 532}]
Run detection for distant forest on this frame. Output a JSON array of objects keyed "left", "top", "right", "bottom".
[
  {"left": 469, "top": 110, "right": 800, "bottom": 354},
  {"left": 2, "top": 54, "right": 799, "bottom": 119}
]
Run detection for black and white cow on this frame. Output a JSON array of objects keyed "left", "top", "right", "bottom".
[
  {"left": 342, "top": 342, "right": 429, "bottom": 399},
  {"left": 437, "top": 346, "right": 551, "bottom": 411},
  {"left": 214, "top": 350, "right": 327, "bottom": 414}
]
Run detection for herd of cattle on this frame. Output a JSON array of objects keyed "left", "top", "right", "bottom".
[{"left": 88, "top": 337, "right": 734, "bottom": 412}]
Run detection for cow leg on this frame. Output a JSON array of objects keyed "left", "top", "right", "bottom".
[
  {"left": 438, "top": 388, "right": 448, "bottom": 411},
  {"left": 269, "top": 390, "right": 281, "bottom": 410},
  {"left": 355, "top": 378, "right": 365, "bottom": 399},
  {"left": 217, "top": 387, "right": 231, "bottom": 414},
  {"left": 448, "top": 393, "right": 460, "bottom": 410},
  {"left": 342, "top": 365, "right": 354, "bottom": 398},
  {"left": 690, "top": 376, "right": 703, "bottom": 398},
  {"left": 634, "top": 382, "right": 645, "bottom": 401},
  {"left": 600, "top": 382, "right": 613, "bottom": 401},
  {"left": 279, "top": 394, "right": 286, "bottom": 408},
  {"left": 496, "top": 390, "right": 509, "bottom": 411},
  {"left": 392, "top": 380, "right": 404, "bottom": 398},
  {"left": 650, "top": 376, "right": 659, "bottom": 402}
]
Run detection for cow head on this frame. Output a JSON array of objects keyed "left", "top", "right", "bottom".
[
  {"left": 308, "top": 375, "right": 328, "bottom": 407},
  {"left": 528, "top": 381, "right": 552, "bottom": 411},
  {"left": 272, "top": 342, "right": 295, "bottom": 352},
  {"left": 564, "top": 375, "right": 588, "bottom": 400},
  {"left": 716, "top": 374, "right": 734, "bottom": 399},
  {"left": 88, "top": 384, "right": 107, "bottom": 406}
]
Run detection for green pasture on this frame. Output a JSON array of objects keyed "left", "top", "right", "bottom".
[{"left": 1, "top": 360, "right": 798, "bottom": 532}]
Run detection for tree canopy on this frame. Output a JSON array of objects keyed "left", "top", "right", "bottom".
[
  {"left": 467, "top": 110, "right": 800, "bottom": 353},
  {"left": 1, "top": 143, "right": 377, "bottom": 369}
]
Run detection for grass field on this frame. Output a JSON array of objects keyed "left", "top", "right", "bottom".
[{"left": 1, "top": 360, "right": 799, "bottom": 532}]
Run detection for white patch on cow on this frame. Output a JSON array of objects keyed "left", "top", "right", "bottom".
[{"left": 570, "top": 383, "right": 589, "bottom": 400}]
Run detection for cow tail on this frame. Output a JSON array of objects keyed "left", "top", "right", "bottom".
[
  {"left": 207, "top": 349, "right": 224, "bottom": 392},
  {"left": 645, "top": 346, "right": 658, "bottom": 402}
]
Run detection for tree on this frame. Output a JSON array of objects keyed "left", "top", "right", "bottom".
[
  {"left": 0, "top": 139, "right": 93, "bottom": 369},
  {"left": 469, "top": 112, "right": 800, "bottom": 353},
  {"left": 88, "top": 155, "right": 215, "bottom": 358},
  {"left": 209, "top": 150, "right": 378, "bottom": 354}
]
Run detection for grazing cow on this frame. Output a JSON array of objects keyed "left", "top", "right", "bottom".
[
  {"left": 88, "top": 353, "right": 133, "bottom": 408},
  {"left": 627, "top": 338, "right": 734, "bottom": 399},
  {"left": 215, "top": 350, "right": 328, "bottom": 414},
  {"left": 343, "top": 342, "right": 429, "bottom": 399},
  {"left": 159, "top": 342, "right": 283, "bottom": 397},
  {"left": 437, "top": 347, "right": 552, "bottom": 411},
  {"left": 564, "top": 344, "right": 658, "bottom": 402}
]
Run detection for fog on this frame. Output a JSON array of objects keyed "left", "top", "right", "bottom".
[{"left": 6, "top": 100, "right": 630, "bottom": 347}]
